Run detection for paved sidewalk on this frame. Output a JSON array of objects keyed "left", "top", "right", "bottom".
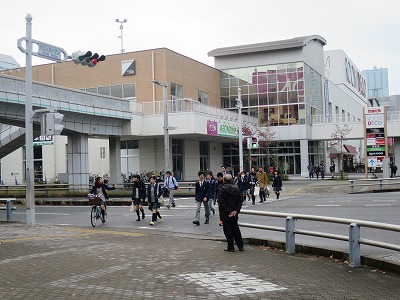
[{"left": 1, "top": 224, "right": 399, "bottom": 299}]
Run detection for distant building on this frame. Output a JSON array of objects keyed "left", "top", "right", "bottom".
[
  {"left": 362, "top": 66, "right": 389, "bottom": 98},
  {"left": 0, "top": 54, "right": 20, "bottom": 71}
]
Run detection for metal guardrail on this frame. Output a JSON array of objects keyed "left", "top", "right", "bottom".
[
  {"left": 348, "top": 178, "right": 400, "bottom": 193},
  {"left": 239, "top": 210, "right": 400, "bottom": 268}
]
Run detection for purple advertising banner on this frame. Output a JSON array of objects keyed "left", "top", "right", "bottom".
[{"left": 207, "top": 120, "right": 218, "bottom": 136}]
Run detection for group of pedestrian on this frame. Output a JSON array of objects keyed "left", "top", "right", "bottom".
[{"left": 307, "top": 161, "right": 326, "bottom": 179}]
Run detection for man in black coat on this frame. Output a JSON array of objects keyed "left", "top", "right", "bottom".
[{"left": 218, "top": 174, "right": 244, "bottom": 252}]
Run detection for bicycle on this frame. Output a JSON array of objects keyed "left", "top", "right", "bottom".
[{"left": 87, "top": 194, "right": 107, "bottom": 227}]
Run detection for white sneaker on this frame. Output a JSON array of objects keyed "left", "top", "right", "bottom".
[
  {"left": 158, "top": 219, "right": 163, "bottom": 223},
  {"left": 149, "top": 221, "right": 155, "bottom": 225}
]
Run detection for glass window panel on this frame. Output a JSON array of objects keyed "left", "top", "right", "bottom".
[
  {"left": 278, "top": 82, "right": 288, "bottom": 91},
  {"left": 268, "top": 83, "right": 277, "bottom": 93},
  {"left": 221, "top": 97, "right": 230, "bottom": 108},
  {"left": 248, "top": 94, "right": 258, "bottom": 106},
  {"left": 123, "top": 84, "right": 136, "bottom": 98},
  {"left": 287, "top": 72, "right": 297, "bottom": 81},
  {"left": 297, "top": 71, "right": 304, "bottom": 80},
  {"left": 127, "top": 140, "right": 138, "bottom": 149},
  {"left": 249, "top": 108, "right": 258, "bottom": 118},
  {"left": 221, "top": 72, "right": 230, "bottom": 79},
  {"left": 221, "top": 78, "right": 229, "bottom": 88},
  {"left": 268, "top": 93, "right": 277, "bottom": 105},
  {"left": 278, "top": 92, "right": 288, "bottom": 104},
  {"left": 111, "top": 85, "right": 123, "bottom": 98},
  {"left": 221, "top": 88, "right": 229, "bottom": 97},
  {"left": 288, "top": 91, "right": 298, "bottom": 103},
  {"left": 277, "top": 64, "right": 287, "bottom": 73},
  {"left": 230, "top": 77, "right": 239, "bottom": 87},
  {"left": 287, "top": 63, "right": 297, "bottom": 72},
  {"left": 267, "top": 74, "right": 277, "bottom": 83},
  {"left": 87, "top": 87, "right": 97, "bottom": 94},
  {"left": 298, "top": 80, "right": 304, "bottom": 90},
  {"left": 277, "top": 73, "right": 287, "bottom": 83},
  {"left": 259, "top": 95, "right": 268, "bottom": 106},
  {"left": 98, "top": 86, "right": 110, "bottom": 96}
]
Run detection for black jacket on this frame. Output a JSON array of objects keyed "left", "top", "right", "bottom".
[
  {"left": 217, "top": 183, "right": 242, "bottom": 221},
  {"left": 195, "top": 180, "right": 211, "bottom": 202},
  {"left": 89, "top": 183, "right": 115, "bottom": 200}
]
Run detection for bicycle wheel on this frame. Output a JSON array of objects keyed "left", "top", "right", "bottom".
[
  {"left": 90, "top": 206, "right": 97, "bottom": 227},
  {"left": 101, "top": 207, "right": 107, "bottom": 223}
]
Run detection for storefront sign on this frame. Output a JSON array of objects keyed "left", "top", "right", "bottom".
[
  {"left": 364, "top": 107, "right": 387, "bottom": 163},
  {"left": 218, "top": 123, "right": 238, "bottom": 138},
  {"left": 345, "top": 57, "right": 366, "bottom": 98},
  {"left": 207, "top": 120, "right": 218, "bottom": 136}
]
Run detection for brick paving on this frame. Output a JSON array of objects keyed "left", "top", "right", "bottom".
[{"left": 1, "top": 224, "right": 399, "bottom": 299}]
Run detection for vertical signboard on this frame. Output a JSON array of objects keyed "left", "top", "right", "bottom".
[{"left": 364, "top": 107, "right": 387, "bottom": 176}]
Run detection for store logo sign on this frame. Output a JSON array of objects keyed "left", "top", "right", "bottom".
[
  {"left": 207, "top": 120, "right": 218, "bottom": 136},
  {"left": 345, "top": 58, "right": 366, "bottom": 98}
]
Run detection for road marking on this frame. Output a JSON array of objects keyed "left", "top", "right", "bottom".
[
  {"left": 364, "top": 204, "right": 392, "bottom": 207},
  {"left": 179, "top": 271, "right": 286, "bottom": 296},
  {"left": 315, "top": 205, "right": 341, "bottom": 207},
  {"left": 60, "top": 227, "right": 146, "bottom": 237}
]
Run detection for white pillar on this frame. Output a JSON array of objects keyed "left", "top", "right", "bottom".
[
  {"left": 109, "top": 136, "right": 122, "bottom": 185},
  {"left": 67, "top": 134, "right": 89, "bottom": 189},
  {"left": 300, "top": 139, "right": 309, "bottom": 177}
]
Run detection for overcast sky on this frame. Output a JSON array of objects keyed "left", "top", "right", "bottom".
[{"left": 2, "top": 0, "right": 400, "bottom": 94}]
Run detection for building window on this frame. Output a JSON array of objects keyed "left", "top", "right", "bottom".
[
  {"left": 199, "top": 141, "right": 209, "bottom": 172},
  {"left": 171, "top": 83, "right": 183, "bottom": 99},
  {"left": 198, "top": 90, "right": 209, "bottom": 104},
  {"left": 172, "top": 139, "right": 184, "bottom": 181},
  {"left": 120, "top": 140, "right": 139, "bottom": 149},
  {"left": 84, "top": 84, "right": 136, "bottom": 99}
]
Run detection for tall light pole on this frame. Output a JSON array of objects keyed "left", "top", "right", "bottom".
[
  {"left": 24, "top": 13, "right": 35, "bottom": 226},
  {"left": 151, "top": 80, "right": 170, "bottom": 172},
  {"left": 115, "top": 18, "right": 127, "bottom": 53},
  {"left": 237, "top": 88, "right": 244, "bottom": 172}
]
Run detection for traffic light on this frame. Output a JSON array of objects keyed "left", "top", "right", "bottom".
[
  {"left": 71, "top": 51, "right": 106, "bottom": 67},
  {"left": 251, "top": 137, "right": 259, "bottom": 149},
  {"left": 45, "top": 112, "right": 64, "bottom": 135}
]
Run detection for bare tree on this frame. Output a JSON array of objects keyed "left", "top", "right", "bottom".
[{"left": 330, "top": 124, "right": 352, "bottom": 179}]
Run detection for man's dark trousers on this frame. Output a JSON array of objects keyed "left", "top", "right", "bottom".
[{"left": 222, "top": 219, "right": 244, "bottom": 250}]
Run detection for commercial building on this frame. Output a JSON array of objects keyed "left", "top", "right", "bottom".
[
  {"left": 0, "top": 35, "right": 369, "bottom": 183},
  {"left": 362, "top": 66, "right": 389, "bottom": 98}
]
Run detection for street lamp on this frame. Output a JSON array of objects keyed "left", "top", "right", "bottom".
[
  {"left": 151, "top": 80, "right": 170, "bottom": 173},
  {"left": 115, "top": 18, "right": 127, "bottom": 53},
  {"left": 236, "top": 88, "right": 244, "bottom": 172}
]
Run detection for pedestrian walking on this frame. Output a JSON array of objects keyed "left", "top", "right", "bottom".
[
  {"left": 390, "top": 163, "right": 398, "bottom": 178},
  {"left": 320, "top": 161, "right": 325, "bottom": 179},
  {"left": 131, "top": 174, "right": 146, "bottom": 221},
  {"left": 249, "top": 170, "right": 257, "bottom": 205},
  {"left": 329, "top": 161, "right": 336, "bottom": 179},
  {"left": 206, "top": 171, "right": 217, "bottom": 215},
  {"left": 218, "top": 173, "right": 244, "bottom": 252},
  {"left": 315, "top": 164, "right": 320, "bottom": 179},
  {"left": 272, "top": 171, "right": 282, "bottom": 199},
  {"left": 256, "top": 166, "right": 268, "bottom": 203},
  {"left": 237, "top": 171, "right": 251, "bottom": 204},
  {"left": 193, "top": 171, "right": 211, "bottom": 225},
  {"left": 308, "top": 162, "right": 314, "bottom": 179},
  {"left": 147, "top": 176, "right": 163, "bottom": 225},
  {"left": 164, "top": 171, "right": 179, "bottom": 208}
]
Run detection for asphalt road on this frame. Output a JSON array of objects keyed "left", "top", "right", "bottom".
[{"left": 3, "top": 181, "right": 400, "bottom": 264}]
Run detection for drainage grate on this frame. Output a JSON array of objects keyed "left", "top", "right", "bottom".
[{"left": 178, "top": 270, "right": 286, "bottom": 296}]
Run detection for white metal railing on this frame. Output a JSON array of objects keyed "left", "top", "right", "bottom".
[
  {"left": 348, "top": 178, "right": 400, "bottom": 193},
  {"left": 141, "top": 98, "right": 259, "bottom": 124},
  {"left": 311, "top": 106, "right": 400, "bottom": 125},
  {"left": 239, "top": 210, "right": 400, "bottom": 268}
]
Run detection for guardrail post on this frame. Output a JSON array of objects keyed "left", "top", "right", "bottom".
[
  {"left": 6, "top": 199, "right": 12, "bottom": 222},
  {"left": 349, "top": 223, "right": 360, "bottom": 268},
  {"left": 349, "top": 180, "right": 354, "bottom": 193},
  {"left": 285, "top": 216, "right": 295, "bottom": 254}
]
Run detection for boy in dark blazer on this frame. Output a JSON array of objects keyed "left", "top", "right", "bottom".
[{"left": 193, "top": 171, "right": 211, "bottom": 225}]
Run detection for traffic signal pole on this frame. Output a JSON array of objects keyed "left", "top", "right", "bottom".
[{"left": 24, "top": 14, "right": 35, "bottom": 226}]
